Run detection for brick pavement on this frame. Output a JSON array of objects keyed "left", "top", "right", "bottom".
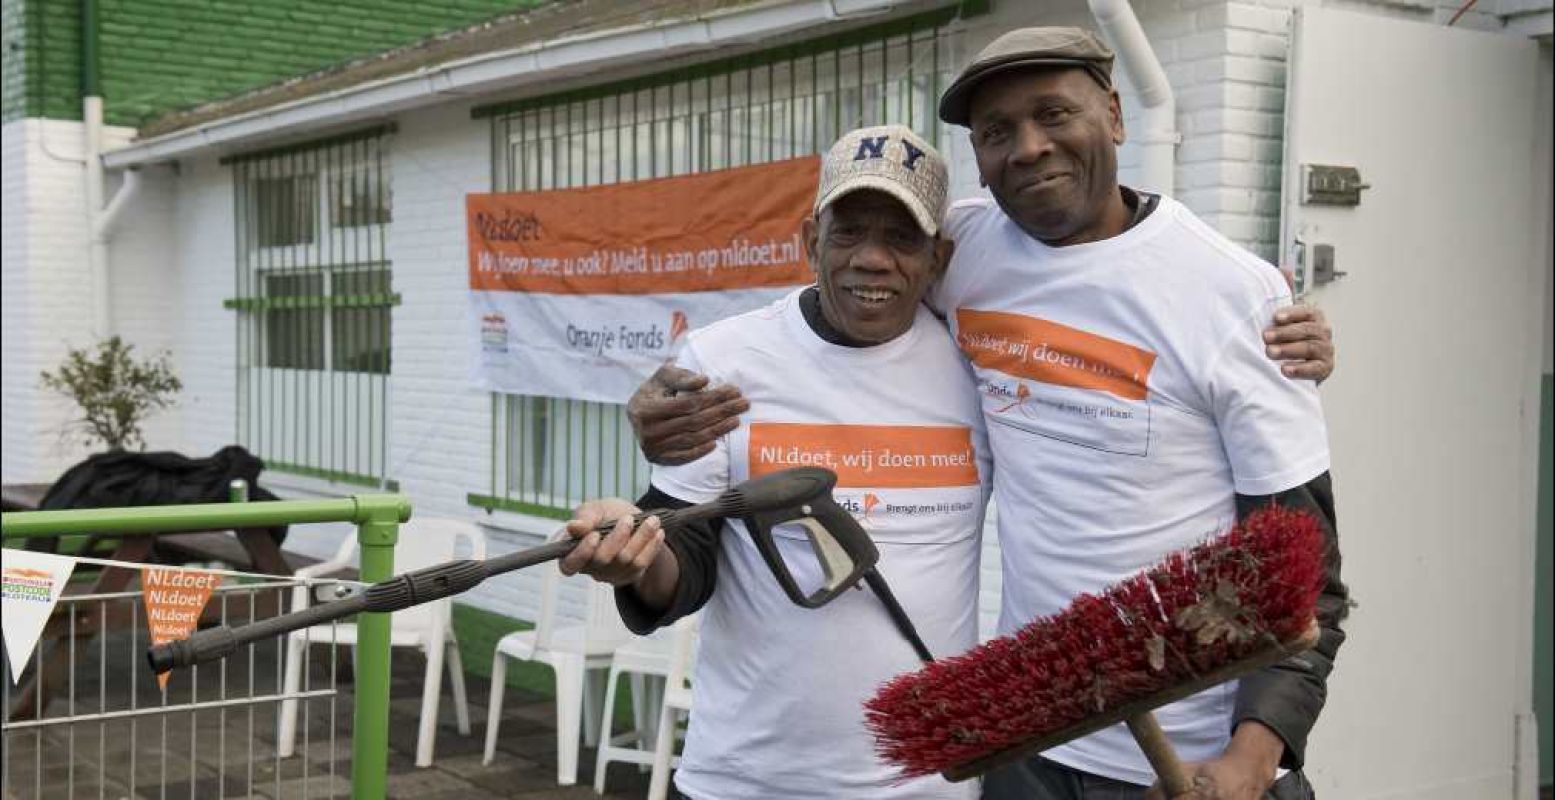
[{"left": 3, "top": 644, "right": 679, "bottom": 799}]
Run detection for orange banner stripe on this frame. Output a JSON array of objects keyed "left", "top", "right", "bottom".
[
  {"left": 748, "top": 423, "right": 979, "bottom": 488},
  {"left": 468, "top": 156, "right": 819, "bottom": 295},
  {"left": 955, "top": 309, "right": 1156, "bottom": 401}
]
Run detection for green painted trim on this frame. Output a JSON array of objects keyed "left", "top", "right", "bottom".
[
  {"left": 470, "top": 4, "right": 961, "bottom": 119},
  {"left": 219, "top": 123, "right": 397, "bottom": 165},
  {"left": 269, "top": 460, "right": 398, "bottom": 491},
  {"left": 466, "top": 493, "right": 571, "bottom": 521},
  {"left": 258, "top": 260, "right": 392, "bottom": 273},
  {"left": 223, "top": 292, "right": 401, "bottom": 311}
]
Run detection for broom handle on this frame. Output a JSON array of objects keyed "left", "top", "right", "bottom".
[{"left": 1125, "top": 712, "right": 1195, "bottom": 798}]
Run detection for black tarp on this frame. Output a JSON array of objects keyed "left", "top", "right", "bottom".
[{"left": 39, "top": 445, "right": 287, "bottom": 544}]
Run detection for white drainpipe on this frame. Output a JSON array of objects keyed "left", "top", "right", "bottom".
[
  {"left": 84, "top": 94, "right": 108, "bottom": 335},
  {"left": 84, "top": 96, "right": 142, "bottom": 336},
  {"left": 1087, "top": 0, "right": 1179, "bottom": 195}
]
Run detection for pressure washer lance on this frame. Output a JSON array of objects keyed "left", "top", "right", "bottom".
[{"left": 147, "top": 466, "right": 933, "bottom": 673}]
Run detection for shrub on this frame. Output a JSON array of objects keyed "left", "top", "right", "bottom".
[{"left": 39, "top": 336, "right": 182, "bottom": 451}]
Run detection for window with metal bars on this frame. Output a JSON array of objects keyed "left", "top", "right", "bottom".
[
  {"left": 226, "top": 127, "right": 397, "bottom": 487},
  {"left": 470, "top": 9, "right": 960, "bottom": 519}
]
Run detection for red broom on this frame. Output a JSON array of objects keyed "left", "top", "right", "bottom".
[{"left": 864, "top": 505, "right": 1327, "bottom": 791}]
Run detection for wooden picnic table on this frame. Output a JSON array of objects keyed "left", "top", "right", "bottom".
[{"left": 1, "top": 483, "right": 50, "bottom": 512}]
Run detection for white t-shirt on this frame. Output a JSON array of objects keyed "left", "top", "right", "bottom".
[
  {"left": 932, "top": 195, "right": 1330, "bottom": 786},
  {"left": 653, "top": 288, "right": 991, "bottom": 800}
]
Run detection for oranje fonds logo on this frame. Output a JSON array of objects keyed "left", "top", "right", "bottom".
[
  {"left": 670, "top": 311, "right": 690, "bottom": 344},
  {"left": 834, "top": 491, "right": 973, "bottom": 524},
  {"left": 835, "top": 493, "right": 883, "bottom": 527},
  {"left": 994, "top": 382, "right": 1031, "bottom": 414}
]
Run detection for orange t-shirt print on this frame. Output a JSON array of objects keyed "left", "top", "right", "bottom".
[
  {"left": 747, "top": 423, "right": 979, "bottom": 488},
  {"left": 954, "top": 309, "right": 1156, "bottom": 400}
]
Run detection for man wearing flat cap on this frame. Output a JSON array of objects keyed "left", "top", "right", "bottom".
[
  {"left": 934, "top": 27, "right": 1344, "bottom": 800},
  {"left": 623, "top": 25, "right": 1345, "bottom": 800}
]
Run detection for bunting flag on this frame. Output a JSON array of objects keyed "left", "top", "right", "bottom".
[
  {"left": 2, "top": 550, "right": 77, "bottom": 682},
  {"left": 141, "top": 567, "right": 221, "bottom": 689}
]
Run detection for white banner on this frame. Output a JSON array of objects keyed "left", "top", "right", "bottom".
[
  {"left": 2, "top": 551, "right": 77, "bottom": 681},
  {"left": 467, "top": 157, "right": 819, "bottom": 404},
  {"left": 471, "top": 288, "right": 797, "bottom": 403}
]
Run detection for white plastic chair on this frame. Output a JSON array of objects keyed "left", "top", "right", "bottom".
[
  {"left": 483, "top": 537, "right": 631, "bottom": 785},
  {"left": 592, "top": 613, "right": 700, "bottom": 793},
  {"left": 277, "top": 517, "right": 484, "bottom": 767},
  {"left": 647, "top": 614, "right": 698, "bottom": 800}
]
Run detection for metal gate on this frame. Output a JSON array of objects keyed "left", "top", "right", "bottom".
[
  {"left": 2, "top": 494, "right": 409, "bottom": 799},
  {"left": 3, "top": 573, "right": 358, "bottom": 799}
]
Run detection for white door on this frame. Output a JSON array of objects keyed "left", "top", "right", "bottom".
[{"left": 1281, "top": 8, "right": 1544, "bottom": 799}]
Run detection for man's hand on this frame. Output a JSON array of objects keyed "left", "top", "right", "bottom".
[
  {"left": 1144, "top": 722, "right": 1284, "bottom": 800},
  {"left": 628, "top": 364, "right": 749, "bottom": 465},
  {"left": 559, "top": 498, "right": 661, "bottom": 586},
  {"left": 1263, "top": 304, "right": 1333, "bottom": 382},
  {"left": 558, "top": 498, "right": 678, "bottom": 610}
]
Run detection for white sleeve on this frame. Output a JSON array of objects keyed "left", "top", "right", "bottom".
[
  {"left": 926, "top": 201, "right": 983, "bottom": 316},
  {"left": 972, "top": 417, "right": 995, "bottom": 506},
  {"left": 648, "top": 341, "right": 734, "bottom": 503},
  {"left": 1205, "top": 296, "right": 1331, "bottom": 496}
]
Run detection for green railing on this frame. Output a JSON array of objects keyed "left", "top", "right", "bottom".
[{"left": 0, "top": 494, "right": 410, "bottom": 800}]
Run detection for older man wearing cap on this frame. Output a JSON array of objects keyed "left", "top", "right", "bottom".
[
  {"left": 625, "top": 26, "right": 1344, "bottom": 800},
  {"left": 559, "top": 124, "right": 990, "bottom": 799}
]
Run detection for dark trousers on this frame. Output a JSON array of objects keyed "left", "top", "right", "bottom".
[{"left": 982, "top": 756, "right": 1316, "bottom": 800}]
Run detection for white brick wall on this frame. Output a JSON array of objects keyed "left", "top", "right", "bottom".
[
  {"left": 1, "top": 119, "right": 135, "bottom": 483},
  {"left": 167, "top": 154, "right": 239, "bottom": 462},
  {"left": 0, "top": 120, "right": 36, "bottom": 484},
  {"left": 1, "top": 119, "right": 187, "bottom": 483},
  {"left": 108, "top": 161, "right": 182, "bottom": 450},
  {"left": 384, "top": 102, "right": 563, "bottom": 620},
  {"left": 948, "top": 0, "right": 1524, "bottom": 266}
]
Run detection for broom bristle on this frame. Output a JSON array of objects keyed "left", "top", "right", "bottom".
[{"left": 864, "top": 505, "right": 1326, "bottom": 779}]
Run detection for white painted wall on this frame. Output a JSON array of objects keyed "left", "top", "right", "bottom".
[
  {"left": 0, "top": 118, "right": 150, "bottom": 484},
  {"left": 383, "top": 100, "right": 561, "bottom": 617},
  {"left": 1, "top": 120, "right": 36, "bottom": 483}
]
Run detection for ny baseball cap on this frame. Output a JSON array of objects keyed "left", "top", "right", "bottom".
[
  {"left": 814, "top": 124, "right": 949, "bottom": 236},
  {"left": 938, "top": 27, "right": 1115, "bottom": 126}
]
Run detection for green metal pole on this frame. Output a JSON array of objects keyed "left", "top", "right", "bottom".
[
  {"left": 1, "top": 497, "right": 366, "bottom": 538},
  {"left": 350, "top": 493, "right": 408, "bottom": 799},
  {"left": 81, "top": 0, "right": 100, "bottom": 99}
]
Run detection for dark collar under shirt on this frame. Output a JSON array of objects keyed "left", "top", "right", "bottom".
[{"left": 799, "top": 285, "right": 871, "bottom": 347}]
